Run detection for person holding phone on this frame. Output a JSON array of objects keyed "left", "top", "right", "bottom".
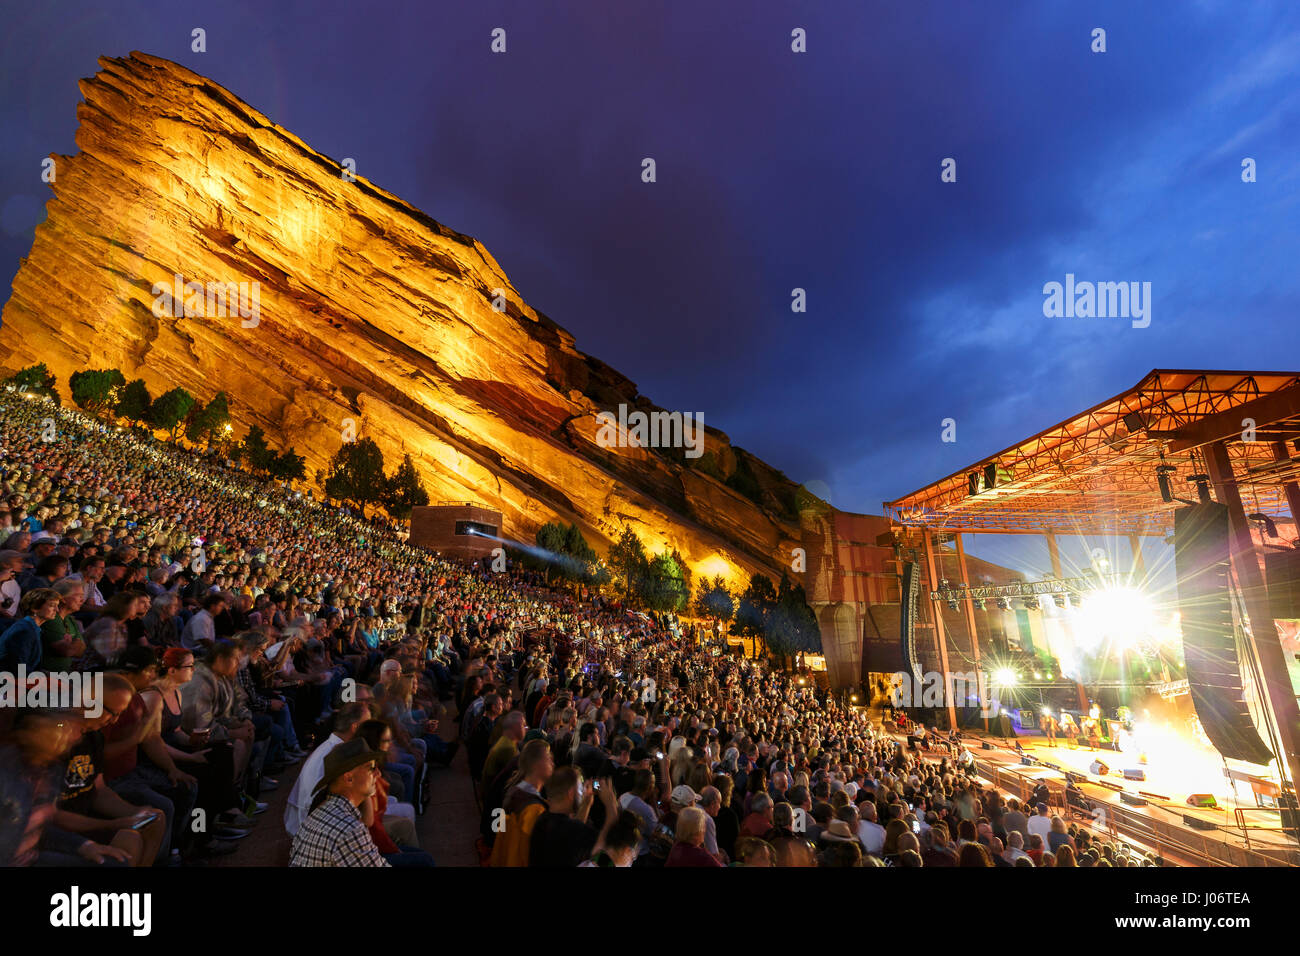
[{"left": 53, "top": 674, "right": 167, "bottom": 866}]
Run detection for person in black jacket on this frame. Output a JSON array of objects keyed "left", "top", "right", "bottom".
[{"left": 467, "top": 693, "right": 503, "bottom": 781}]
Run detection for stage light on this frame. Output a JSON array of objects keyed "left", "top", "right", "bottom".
[
  {"left": 972, "top": 598, "right": 986, "bottom": 611},
  {"left": 1188, "top": 473, "right": 1212, "bottom": 504},
  {"left": 1033, "top": 671, "right": 1041, "bottom": 679},
  {"left": 1077, "top": 586, "right": 1157, "bottom": 652},
  {"left": 993, "top": 667, "right": 1017, "bottom": 686},
  {"left": 996, "top": 597, "right": 1011, "bottom": 611},
  {"left": 1155, "top": 464, "right": 1177, "bottom": 504},
  {"left": 1248, "top": 513, "right": 1279, "bottom": 539}
]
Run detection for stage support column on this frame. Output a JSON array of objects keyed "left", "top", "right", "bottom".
[
  {"left": 954, "top": 533, "right": 988, "bottom": 731},
  {"left": 1272, "top": 441, "right": 1300, "bottom": 530},
  {"left": 1046, "top": 532, "right": 1064, "bottom": 579},
  {"left": 1205, "top": 439, "right": 1300, "bottom": 800},
  {"left": 1128, "top": 534, "right": 1146, "bottom": 578},
  {"left": 922, "top": 529, "right": 959, "bottom": 731}
]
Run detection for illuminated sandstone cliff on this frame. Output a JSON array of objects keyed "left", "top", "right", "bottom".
[{"left": 0, "top": 51, "right": 816, "bottom": 581}]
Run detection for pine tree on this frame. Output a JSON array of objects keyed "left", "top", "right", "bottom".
[
  {"left": 608, "top": 526, "right": 650, "bottom": 602},
  {"left": 322, "top": 437, "right": 387, "bottom": 518},
  {"left": 185, "top": 392, "right": 231, "bottom": 447},
  {"left": 272, "top": 448, "right": 307, "bottom": 484},
  {"left": 148, "top": 387, "right": 196, "bottom": 440},
  {"left": 5, "top": 364, "right": 60, "bottom": 403},
  {"left": 115, "top": 379, "right": 152, "bottom": 425},
  {"left": 694, "top": 575, "right": 735, "bottom": 628},
  {"left": 383, "top": 453, "right": 429, "bottom": 519},
  {"left": 69, "top": 368, "right": 126, "bottom": 418},
  {"left": 241, "top": 425, "right": 276, "bottom": 474}
]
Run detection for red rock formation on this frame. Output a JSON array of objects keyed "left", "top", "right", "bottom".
[{"left": 1, "top": 51, "right": 817, "bottom": 583}]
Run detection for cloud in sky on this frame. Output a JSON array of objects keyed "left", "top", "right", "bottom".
[{"left": 0, "top": 0, "right": 1297, "bottom": 550}]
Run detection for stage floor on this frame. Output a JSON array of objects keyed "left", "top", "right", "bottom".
[{"left": 969, "top": 733, "right": 1297, "bottom": 857}]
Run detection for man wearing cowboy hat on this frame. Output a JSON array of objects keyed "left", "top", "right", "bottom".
[{"left": 289, "top": 738, "right": 391, "bottom": 867}]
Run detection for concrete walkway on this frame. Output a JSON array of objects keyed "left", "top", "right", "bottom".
[{"left": 213, "top": 701, "right": 480, "bottom": 867}]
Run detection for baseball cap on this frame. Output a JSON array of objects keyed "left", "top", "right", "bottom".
[{"left": 669, "top": 785, "right": 698, "bottom": 808}]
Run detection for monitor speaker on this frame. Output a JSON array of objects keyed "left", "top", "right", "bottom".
[
  {"left": 1174, "top": 504, "right": 1275, "bottom": 765},
  {"left": 1123, "top": 769, "right": 1146, "bottom": 781},
  {"left": 1186, "top": 793, "right": 1219, "bottom": 809},
  {"left": 1120, "top": 792, "right": 1147, "bottom": 807},
  {"left": 1183, "top": 814, "right": 1219, "bottom": 831}
]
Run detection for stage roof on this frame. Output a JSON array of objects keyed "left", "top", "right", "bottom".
[{"left": 884, "top": 370, "right": 1300, "bottom": 536}]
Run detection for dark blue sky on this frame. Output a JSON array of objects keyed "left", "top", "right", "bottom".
[{"left": 2, "top": 1, "right": 1298, "bottom": 572}]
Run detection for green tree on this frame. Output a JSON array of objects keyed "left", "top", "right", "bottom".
[
  {"left": 694, "top": 575, "right": 735, "bottom": 628},
  {"left": 322, "top": 437, "right": 387, "bottom": 518},
  {"left": 564, "top": 523, "right": 597, "bottom": 566},
  {"left": 148, "top": 387, "right": 196, "bottom": 440},
  {"left": 536, "top": 521, "right": 567, "bottom": 555},
  {"left": 68, "top": 368, "right": 126, "bottom": 418},
  {"left": 643, "top": 552, "right": 688, "bottom": 612},
  {"left": 115, "top": 379, "right": 152, "bottom": 425},
  {"left": 5, "top": 363, "right": 60, "bottom": 403},
  {"left": 241, "top": 424, "right": 275, "bottom": 474},
  {"left": 670, "top": 548, "right": 693, "bottom": 606},
  {"left": 533, "top": 521, "right": 568, "bottom": 581},
  {"left": 383, "top": 453, "right": 429, "bottom": 520},
  {"left": 587, "top": 560, "right": 613, "bottom": 588},
  {"left": 735, "top": 573, "right": 778, "bottom": 659},
  {"left": 185, "top": 391, "right": 231, "bottom": 447},
  {"left": 765, "top": 574, "right": 822, "bottom": 671},
  {"left": 270, "top": 448, "right": 307, "bottom": 485},
  {"left": 608, "top": 526, "right": 650, "bottom": 602}
]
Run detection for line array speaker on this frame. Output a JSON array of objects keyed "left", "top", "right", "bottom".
[{"left": 1173, "top": 503, "right": 1275, "bottom": 765}]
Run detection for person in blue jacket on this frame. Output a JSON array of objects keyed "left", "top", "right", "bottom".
[{"left": 0, "top": 588, "right": 62, "bottom": 673}]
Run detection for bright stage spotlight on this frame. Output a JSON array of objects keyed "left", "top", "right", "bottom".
[
  {"left": 1077, "top": 585, "right": 1157, "bottom": 651},
  {"left": 992, "top": 667, "right": 1018, "bottom": 687}
]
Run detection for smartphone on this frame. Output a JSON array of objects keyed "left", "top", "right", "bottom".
[
  {"left": 912, "top": 820, "right": 921, "bottom": 834},
  {"left": 132, "top": 813, "right": 160, "bottom": 831},
  {"left": 593, "top": 781, "right": 602, "bottom": 791}
]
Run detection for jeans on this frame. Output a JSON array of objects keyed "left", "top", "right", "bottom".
[
  {"left": 386, "top": 755, "right": 416, "bottom": 801},
  {"left": 270, "top": 700, "right": 300, "bottom": 750},
  {"left": 109, "top": 761, "right": 197, "bottom": 861},
  {"left": 383, "top": 845, "right": 435, "bottom": 867},
  {"left": 252, "top": 712, "right": 286, "bottom": 764}
]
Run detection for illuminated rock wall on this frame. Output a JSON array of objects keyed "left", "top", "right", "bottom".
[{"left": 0, "top": 51, "right": 815, "bottom": 583}]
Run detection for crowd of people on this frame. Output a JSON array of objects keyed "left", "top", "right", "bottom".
[{"left": 0, "top": 390, "right": 1163, "bottom": 868}]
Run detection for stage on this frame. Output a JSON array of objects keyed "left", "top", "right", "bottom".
[{"left": 897, "top": 728, "right": 1300, "bottom": 866}]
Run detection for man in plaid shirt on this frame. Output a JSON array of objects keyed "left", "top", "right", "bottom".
[{"left": 290, "top": 738, "right": 390, "bottom": 867}]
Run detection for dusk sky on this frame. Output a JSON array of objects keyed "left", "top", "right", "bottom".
[{"left": 2, "top": 1, "right": 1298, "bottom": 576}]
